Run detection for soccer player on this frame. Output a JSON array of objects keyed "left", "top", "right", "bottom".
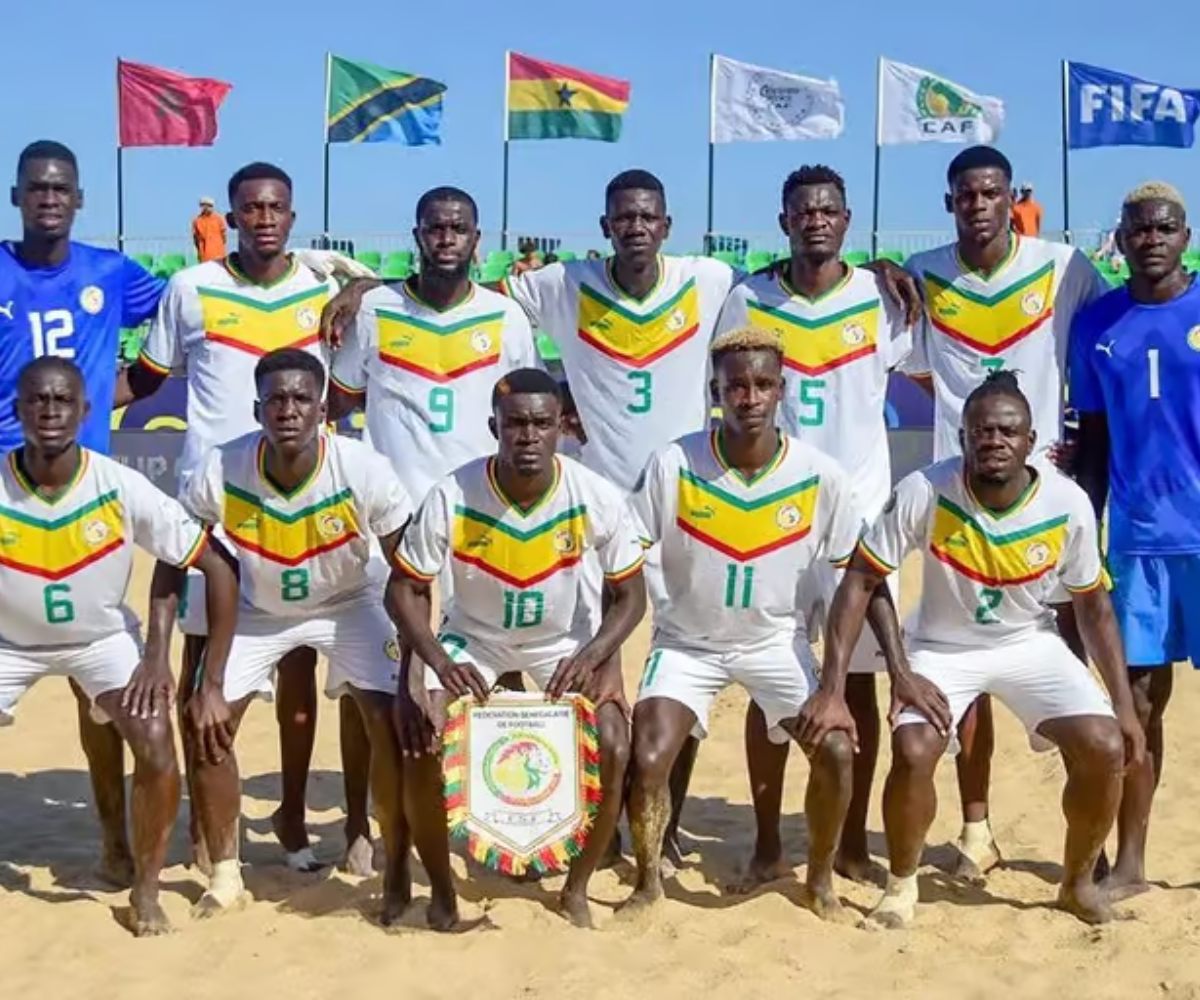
[
  {"left": 178, "top": 349, "right": 416, "bottom": 920},
  {"left": 0, "top": 139, "right": 166, "bottom": 887},
  {"left": 714, "top": 165, "right": 911, "bottom": 885},
  {"left": 118, "top": 162, "right": 375, "bottom": 875},
  {"left": 1072, "top": 182, "right": 1200, "bottom": 900},
  {"left": 626, "top": 328, "right": 883, "bottom": 918},
  {"left": 0, "top": 356, "right": 238, "bottom": 935},
  {"left": 823, "top": 371, "right": 1143, "bottom": 927},
  {"left": 900, "top": 145, "right": 1110, "bottom": 880},
  {"left": 389, "top": 369, "right": 646, "bottom": 930},
  {"left": 327, "top": 186, "right": 540, "bottom": 504}
]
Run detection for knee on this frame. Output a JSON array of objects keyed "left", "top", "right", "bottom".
[
  {"left": 598, "top": 707, "right": 631, "bottom": 779},
  {"left": 127, "top": 716, "right": 179, "bottom": 776},
  {"left": 815, "top": 729, "right": 855, "bottom": 776},
  {"left": 632, "top": 724, "right": 679, "bottom": 785},
  {"left": 891, "top": 725, "right": 942, "bottom": 775},
  {"left": 1078, "top": 721, "right": 1125, "bottom": 776}
]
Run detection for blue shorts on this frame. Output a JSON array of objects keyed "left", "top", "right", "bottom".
[{"left": 1109, "top": 553, "right": 1200, "bottom": 667}]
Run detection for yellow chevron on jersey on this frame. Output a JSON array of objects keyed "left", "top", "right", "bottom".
[
  {"left": 929, "top": 494, "right": 1069, "bottom": 587},
  {"left": 923, "top": 260, "right": 1055, "bottom": 356},
  {"left": 675, "top": 437, "right": 818, "bottom": 562},
  {"left": 747, "top": 297, "right": 880, "bottom": 376},
  {"left": 223, "top": 482, "right": 362, "bottom": 568},
  {"left": 577, "top": 276, "right": 700, "bottom": 368},
  {"left": 375, "top": 307, "right": 505, "bottom": 383},
  {"left": 0, "top": 488, "right": 126, "bottom": 581},
  {"left": 200, "top": 268, "right": 328, "bottom": 357},
  {"left": 451, "top": 503, "right": 588, "bottom": 588}
]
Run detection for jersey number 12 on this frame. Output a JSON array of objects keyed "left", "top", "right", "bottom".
[{"left": 30, "top": 310, "right": 76, "bottom": 360}]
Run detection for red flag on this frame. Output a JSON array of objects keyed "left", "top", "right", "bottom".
[{"left": 117, "top": 59, "right": 232, "bottom": 148}]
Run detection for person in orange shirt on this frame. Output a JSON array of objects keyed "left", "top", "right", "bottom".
[
  {"left": 1012, "top": 182, "right": 1043, "bottom": 236},
  {"left": 192, "top": 196, "right": 227, "bottom": 262}
]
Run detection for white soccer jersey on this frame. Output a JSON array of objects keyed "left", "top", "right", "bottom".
[
  {"left": 716, "top": 266, "right": 911, "bottom": 518},
  {"left": 330, "top": 281, "right": 540, "bottom": 502},
  {"left": 503, "top": 255, "right": 736, "bottom": 490},
  {"left": 138, "top": 256, "right": 337, "bottom": 480},
  {"left": 631, "top": 430, "right": 863, "bottom": 652},
  {"left": 902, "top": 236, "right": 1107, "bottom": 461},
  {"left": 0, "top": 449, "right": 207, "bottom": 648},
  {"left": 181, "top": 430, "right": 412, "bottom": 618},
  {"left": 395, "top": 455, "right": 645, "bottom": 646},
  {"left": 858, "top": 458, "right": 1104, "bottom": 648}
]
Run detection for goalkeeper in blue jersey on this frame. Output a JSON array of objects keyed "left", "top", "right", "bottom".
[{"left": 1071, "top": 181, "right": 1200, "bottom": 903}]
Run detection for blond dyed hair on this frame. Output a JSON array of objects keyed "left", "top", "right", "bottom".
[
  {"left": 1123, "top": 181, "right": 1186, "bottom": 214},
  {"left": 710, "top": 326, "right": 784, "bottom": 367}
]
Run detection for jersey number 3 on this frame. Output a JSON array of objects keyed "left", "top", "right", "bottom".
[{"left": 30, "top": 310, "right": 76, "bottom": 360}]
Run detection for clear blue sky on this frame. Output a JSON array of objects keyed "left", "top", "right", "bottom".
[{"left": 5, "top": 0, "right": 1200, "bottom": 252}]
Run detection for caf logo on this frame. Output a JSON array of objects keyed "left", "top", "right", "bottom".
[
  {"left": 1025, "top": 541, "right": 1051, "bottom": 568},
  {"left": 1020, "top": 291, "right": 1045, "bottom": 317},
  {"left": 318, "top": 513, "right": 345, "bottom": 538},
  {"left": 470, "top": 330, "right": 493, "bottom": 354},
  {"left": 775, "top": 503, "right": 802, "bottom": 530},
  {"left": 1187, "top": 326, "right": 1200, "bottom": 352},
  {"left": 79, "top": 286, "right": 104, "bottom": 315},
  {"left": 554, "top": 529, "right": 578, "bottom": 554},
  {"left": 666, "top": 309, "right": 687, "bottom": 333},
  {"left": 83, "top": 519, "right": 110, "bottom": 546},
  {"left": 295, "top": 306, "right": 318, "bottom": 331},
  {"left": 842, "top": 322, "right": 867, "bottom": 346}
]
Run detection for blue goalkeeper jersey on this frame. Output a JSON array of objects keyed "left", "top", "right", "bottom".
[
  {"left": 1069, "top": 277, "right": 1200, "bottom": 555},
  {"left": 0, "top": 241, "right": 164, "bottom": 453}
]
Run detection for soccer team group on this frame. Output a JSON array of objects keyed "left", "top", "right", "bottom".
[{"left": 0, "top": 137, "right": 1195, "bottom": 939}]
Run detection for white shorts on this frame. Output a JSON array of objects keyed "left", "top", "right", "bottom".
[
  {"left": 801, "top": 563, "right": 900, "bottom": 675},
  {"left": 424, "top": 630, "right": 583, "bottom": 693},
  {"left": 218, "top": 601, "right": 402, "bottom": 704},
  {"left": 0, "top": 629, "right": 144, "bottom": 726},
  {"left": 895, "top": 630, "right": 1115, "bottom": 752},
  {"left": 636, "top": 636, "right": 818, "bottom": 744}
]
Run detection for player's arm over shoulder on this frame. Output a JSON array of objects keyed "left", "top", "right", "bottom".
[
  {"left": 689, "top": 254, "right": 738, "bottom": 300},
  {"left": 341, "top": 436, "right": 414, "bottom": 538},
  {"left": 112, "top": 457, "right": 209, "bottom": 568},
  {"left": 857, "top": 467, "right": 936, "bottom": 574},
  {"left": 125, "top": 269, "right": 196, "bottom": 402},
  {"left": 499, "top": 260, "right": 569, "bottom": 329}
]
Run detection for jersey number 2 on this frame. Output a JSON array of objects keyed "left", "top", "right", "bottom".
[
  {"left": 30, "top": 310, "right": 76, "bottom": 360},
  {"left": 974, "top": 587, "right": 1002, "bottom": 625}
]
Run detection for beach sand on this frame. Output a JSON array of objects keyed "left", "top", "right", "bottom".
[{"left": 4, "top": 554, "right": 1200, "bottom": 1000}]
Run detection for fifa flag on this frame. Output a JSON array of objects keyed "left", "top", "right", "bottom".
[
  {"left": 1067, "top": 62, "right": 1200, "bottom": 149},
  {"left": 711, "top": 55, "right": 844, "bottom": 143},
  {"left": 326, "top": 55, "right": 446, "bottom": 145},
  {"left": 117, "top": 60, "right": 232, "bottom": 148},
  {"left": 507, "top": 52, "right": 630, "bottom": 142},
  {"left": 878, "top": 59, "right": 1004, "bottom": 145}
]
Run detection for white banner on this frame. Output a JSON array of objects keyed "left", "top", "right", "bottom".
[
  {"left": 711, "top": 55, "right": 844, "bottom": 143},
  {"left": 878, "top": 58, "right": 1005, "bottom": 145}
]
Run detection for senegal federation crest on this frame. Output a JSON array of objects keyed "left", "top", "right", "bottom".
[
  {"left": 83, "top": 519, "right": 110, "bottom": 546},
  {"left": 295, "top": 306, "right": 318, "bottom": 331},
  {"left": 841, "top": 322, "right": 867, "bottom": 346},
  {"left": 470, "top": 330, "right": 493, "bottom": 354},
  {"left": 1025, "top": 541, "right": 1051, "bottom": 568},
  {"left": 1187, "top": 326, "right": 1200, "bottom": 352},
  {"left": 1020, "top": 290, "right": 1045, "bottom": 317},
  {"left": 442, "top": 692, "right": 601, "bottom": 876},
  {"left": 318, "top": 513, "right": 346, "bottom": 538},
  {"left": 775, "top": 502, "right": 802, "bottom": 530},
  {"left": 79, "top": 285, "right": 104, "bottom": 315}
]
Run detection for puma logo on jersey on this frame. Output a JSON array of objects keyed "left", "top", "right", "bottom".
[
  {"left": 1095, "top": 341, "right": 1116, "bottom": 357},
  {"left": 0, "top": 301, "right": 13, "bottom": 321},
  {"left": 688, "top": 506, "right": 716, "bottom": 519},
  {"left": 945, "top": 533, "right": 969, "bottom": 548}
]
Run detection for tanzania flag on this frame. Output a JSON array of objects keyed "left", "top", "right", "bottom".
[
  {"left": 507, "top": 52, "right": 630, "bottom": 142},
  {"left": 326, "top": 55, "right": 446, "bottom": 145}
]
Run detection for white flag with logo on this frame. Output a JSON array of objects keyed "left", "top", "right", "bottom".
[
  {"left": 711, "top": 55, "right": 844, "bottom": 143},
  {"left": 878, "top": 58, "right": 1005, "bottom": 145}
]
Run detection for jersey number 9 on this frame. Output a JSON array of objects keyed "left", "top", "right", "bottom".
[{"left": 429, "top": 387, "right": 455, "bottom": 433}]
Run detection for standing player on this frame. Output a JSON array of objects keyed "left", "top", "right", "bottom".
[
  {"left": 0, "top": 140, "right": 165, "bottom": 888},
  {"left": 714, "top": 165, "right": 910, "bottom": 884},
  {"left": 900, "top": 146, "right": 1109, "bottom": 879},
  {"left": 1, "top": 357, "right": 238, "bottom": 935},
  {"left": 178, "top": 349, "right": 416, "bottom": 920},
  {"left": 626, "top": 329, "right": 885, "bottom": 919},
  {"left": 1072, "top": 183, "right": 1200, "bottom": 899},
  {"left": 390, "top": 369, "right": 646, "bottom": 930},
  {"left": 118, "top": 162, "right": 374, "bottom": 875},
  {"left": 327, "top": 186, "right": 540, "bottom": 503},
  {"left": 823, "top": 372, "right": 1142, "bottom": 927}
]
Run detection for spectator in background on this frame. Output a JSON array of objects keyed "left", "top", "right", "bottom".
[
  {"left": 510, "top": 237, "right": 543, "bottom": 276},
  {"left": 192, "top": 195, "right": 227, "bottom": 262},
  {"left": 544, "top": 252, "right": 559, "bottom": 265},
  {"left": 1012, "top": 182, "right": 1043, "bottom": 236},
  {"left": 586, "top": 249, "right": 602, "bottom": 260}
]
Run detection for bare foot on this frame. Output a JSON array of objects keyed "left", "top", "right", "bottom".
[
  {"left": 427, "top": 889, "right": 460, "bottom": 932},
  {"left": 726, "top": 856, "right": 793, "bottom": 895},
  {"left": 1099, "top": 869, "right": 1150, "bottom": 903},
  {"left": 950, "top": 839, "right": 1001, "bottom": 885},
  {"left": 619, "top": 883, "right": 663, "bottom": 916},
  {"left": 834, "top": 848, "right": 878, "bottom": 885},
  {"left": 799, "top": 882, "right": 856, "bottom": 924},
  {"left": 1058, "top": 879, "right": 1115, "bottom": 925},
  {"left": 381, "top": 858, "right": 413, "bottom": 926},
  {"left": 559, "top": 887, "right": 595, "bottom": 928},
  {"left": 129, "top": 891, "right": 174, "bottom": 937},
  {"left": 96, "top": 848, "right": 135, "bottom": 889},
  {"left": 341, "top": 835, "right": 375, "bottom": 878}
]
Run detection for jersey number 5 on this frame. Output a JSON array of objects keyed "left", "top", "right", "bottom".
[{"left": 30, "top": 310, "right": 76, "bottom": 360}]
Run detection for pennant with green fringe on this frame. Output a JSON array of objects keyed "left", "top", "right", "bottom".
[{"left": 442, "top": 692, "right": 601, "bottom": 876}]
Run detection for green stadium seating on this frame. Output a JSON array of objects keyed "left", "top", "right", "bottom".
[
  {"left": 158, "top": 252, "right": 186, "bottom": 272},
  {"left": 712, "top": 250, "right": 742, "bottom": 268},
  {"left": 480, "top": 260, "right": 510, "bottom": 284},
  {"left": 381, "top": 251, "right": 414, "bottom": 279},
  {"left": 745, "top": 250, "right": 775, "bottom": 273},
  {"left": 354, "top": 250, "right": 382, "bottom": 272},
  {"left": 876, "top": 249, "right": 906, "bottom": 265},
  {"left": 556, "top": 251, "right": 577, "bottom": 262},
  {"left": 131, "top": 253, "right": 154, "bottom": 270},
  {"left": 844, "top": 250, "right": 871, "bottom": 267},
  {"left": 487, "top": 250, "right": 515, "bottom": 267},
  {"left": 774, "top": 250, "right": 791, "bottom": 262},
  {"left": 536, "top": 332, "right": 561, "bottom": 362}
]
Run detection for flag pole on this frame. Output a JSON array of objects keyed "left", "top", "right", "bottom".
[
  {"left": 1060, "top": 60, "right": 1072, "bottom": 244},
  {"left": 116, "top": 60, "right": 126, "bottom": 252},
  {"left": 322, "top": 53, "right": 332, "bottom": 241},
  {"left": 705, "top": 53, "right": 716, "bottom": 254},
  {"left": 870, "top": 57, "right": 883, "bottom": 259},
  {"left": 501, "top": 50, "right": 511, "bottom": 253}
]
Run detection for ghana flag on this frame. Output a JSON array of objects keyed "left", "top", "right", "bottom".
[
  {"left": 326, "top": 55, "right": 446, "bottom": 145},
  {"left": 507, "top": 52, "right": 630, "bottom": 142}
]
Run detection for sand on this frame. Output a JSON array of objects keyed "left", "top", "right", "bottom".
[{"left": 4, "top": 553, "right": 1200, "bottom": 1000}]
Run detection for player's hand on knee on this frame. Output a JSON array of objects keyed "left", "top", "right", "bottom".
[
  {"left": 1116, "top": 704, "right": 1148, "bottom": 770},
  {"left": 581, "top": 660, "right": 630, "bottom": 718},
  {"left": 887, "top": 672, "right": 952, "bottom": 737},
  {"left": 795, "top": 689, "right": 859, "bottom": 757},
  {"left": 186, "top": 683, "right": 235, "bottom": 765},
  {"left": 121, "top": 652, "right": 176, "bottom": 720},
  {"left": 434, "top": 658, "right": 490, "bottom": 702},
  {"left": 546, "top": 655, "right": 596, "bottom": 700},
  {"left": 393, "top": 689, "right": 437, "bottom": 758}
]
